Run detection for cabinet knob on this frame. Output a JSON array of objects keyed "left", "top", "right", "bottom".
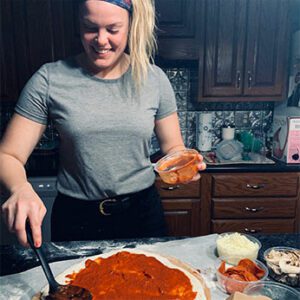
[
  {"left": 161, "top": 185, "right": 180, "bottom": 191},
  {"left": 244, "top": 228, "right": 261, "bottom": 233},
  {"left": 236, "top": 71, "right": 241, "bottom": 88},
  {"left": 246, "top": 183, "right": 264, "bottom": 189},
  {"left": 244, "top": 206, "right": 264, "bottom": 212},
  {"left": 247, "top": 71, "right": 252, "bottom": 87}
]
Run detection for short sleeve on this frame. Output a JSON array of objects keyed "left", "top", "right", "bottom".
[
  {"left": 14, "top": 64, "right": 49, "bottom": 125},
  {"left": 155, "top": 67, "right": 177, "bottom": 120}
]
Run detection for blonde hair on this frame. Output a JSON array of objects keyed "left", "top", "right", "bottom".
[{"left": 128, "top": 0, "right": 157, "bottom": 88}]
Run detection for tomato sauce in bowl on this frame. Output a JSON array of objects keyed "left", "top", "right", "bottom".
[{"left": 154, "top": 149, "right": 200, "bottom": 184}]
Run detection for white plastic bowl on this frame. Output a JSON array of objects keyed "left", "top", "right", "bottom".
[
  {"left": 263, "top": 246, "right": 300, "bottom": 287},
  {"left": 216, "top": 232, "right": 262, "bottom": 264},
  {"left": 244, "top": 281, "right": 300, "bottom": 299}
]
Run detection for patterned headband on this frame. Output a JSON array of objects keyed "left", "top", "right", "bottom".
[{"left": 101, "top": 0, "right": 132, "bottom": 13}]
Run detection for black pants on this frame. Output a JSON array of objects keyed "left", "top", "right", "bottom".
[{"left": 51, "top": 184, "right": 168, "bottom": 242}]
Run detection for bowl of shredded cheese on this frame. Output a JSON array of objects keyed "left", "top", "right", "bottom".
[{"left": 216, "top": 232, "right": 261, "bottom": 265}]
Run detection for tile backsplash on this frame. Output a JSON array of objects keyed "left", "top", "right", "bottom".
[{"left": 149, "top": 67, "right": 274, "bottom": 154}]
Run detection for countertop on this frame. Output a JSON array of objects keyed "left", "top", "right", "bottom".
[
  {"left": 1, "top": 233, "right": 299, "bottom": 276},
  {"left": 0, "top": 233, "right": 299, "bottom": 299},
  {"left": 26, "top": 160, "right": 300, "bottom": 178},
  {"left": 25, "top": 151, "right": 300, "bottom": 177},
  {"left": 204, "top": 160, "right": 300, "bottom": 173}
]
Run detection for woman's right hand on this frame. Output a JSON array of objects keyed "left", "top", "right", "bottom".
[{"left": 1, "top": 182, "right": 47, "bottom": 248}]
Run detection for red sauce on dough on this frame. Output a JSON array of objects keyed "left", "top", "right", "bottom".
[{"left": 66, "top": 251, "right": 197, "bottom": 299}]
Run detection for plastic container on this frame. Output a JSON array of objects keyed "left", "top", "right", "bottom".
[
  {"left": 244, "top": 281, "right": 300, "bottom": 299},
  {"left": 263, "top": 246, "right": 300, "bottom": 287},
  {"left": 154, "top": 149, "right": 200, "bottom": 184},
  {"left": 216, "top": 232, "right": 262, "bottom": 264},
  {"left": 215, "top": 258, "right": 269, "bottom": 294}
]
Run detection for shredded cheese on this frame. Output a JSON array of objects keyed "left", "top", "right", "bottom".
[{"left": 217, "top": 233, "right": 260, "bottom": 264}]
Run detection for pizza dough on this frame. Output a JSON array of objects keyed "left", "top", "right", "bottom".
[{"left": 34, "top": 249, "right": 211, "bottom": 300}]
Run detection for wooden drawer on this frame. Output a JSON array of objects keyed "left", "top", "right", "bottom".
[
  {"left": 212, "top": 173, "right": 299, "bottom": 197},
  {"left": 212, "top": 197, "right": 297, "bottom": 219},
  {"left": 155, "top": 178, "right": 200, "bottom": 198},
  {"left": 212, "top": 219, "right": 295, "bottom": 234}
]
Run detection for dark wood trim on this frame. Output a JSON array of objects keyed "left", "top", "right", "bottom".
[{"left": 200, "top": 174, "right": 212, "bottom": 235}]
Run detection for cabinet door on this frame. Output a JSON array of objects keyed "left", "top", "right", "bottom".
[
  {"left": 1, "top": 0, "right": 18, "bottom": 101},
  {"left": 1, "top": 0, "right": 56, "bottom": 102},
  {"left": 202, "top": 0, "right": 247, "bottom": 97},
  {"left": 243, "top": 0, "right": 288, "bottom": 98},
  {"left": 162, "top": 199, "right": 201, "bottom": 236},
  {"left": 0, "top": 0, "right": 83, "bottom": 103},
  {"left": 155, "top": 0, "right": 203, "bottom": 59},
  {"left": 51, "top": 0, "right": 83, "bottom": 60}
]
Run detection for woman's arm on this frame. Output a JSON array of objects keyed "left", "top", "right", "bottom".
[
  {"left": 0, "top": 114, "right": 47, "bottom": 247},
  {"left": 154, "top": 112, "right": 185, "bottom": 154}
]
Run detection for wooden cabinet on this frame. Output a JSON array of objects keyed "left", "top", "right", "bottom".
[
  {"left": 1, "top": 0, "right": 56, "bottom": 101},
  {"left": 156, "top": 178, "right": 201, "bottom": 236},
  {"left": 1, "top": 0, "right": 82, "bottom": 103},
  {"left": 155, "top": 0, "right": 204, "bottom": 60},
  {"left": 212, "top": 173, "right": 298, "bottom": 198},
  {"left": 1, "top": 0, "right": 203, "bottom": 102},
  {"left": 198, "top": 0, "right": 289, "bottom": 102},
  {"left": 156, "top": 171, "right": 300, "bottom": 237},
  {"left": 205, "top": 172, "right": 300, "bottom": 234},
  {"left": 1, "top": 0, "right": 292, "bottom": 103}
]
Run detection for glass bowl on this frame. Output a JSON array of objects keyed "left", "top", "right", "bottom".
[
  {"left": 263, "top": 246, "right": 300, "bottom": 287},
  {"left": 216, "top": 232, "right": 262, "bottom": 265},
  {"left": 215, "top": 258, "right": 268, "bottom": 294},
  {"left": 154, "top": 149, "right": 200, "bottom": 184},
  {"left": 244, "top": 281, "right": 300, "bottom": 299}
]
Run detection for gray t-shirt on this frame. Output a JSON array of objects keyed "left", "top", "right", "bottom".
[{"left": 15, "top": 57, "right": 177, "bottom": 199}]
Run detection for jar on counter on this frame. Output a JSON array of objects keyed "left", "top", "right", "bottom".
[{"left": 222, "top": 124, "right": 235, "bottom": 141}]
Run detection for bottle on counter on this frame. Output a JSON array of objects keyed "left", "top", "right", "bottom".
[{"left": 196, "top": 112, "right": 213, "bottom": 152}]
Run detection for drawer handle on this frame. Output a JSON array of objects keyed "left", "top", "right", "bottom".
[
  {"left": 246, "top": 184, "right": 264, "bottom": 189},
  {"left": 244, "top": 206, "right": 264, "bottom": 213},
  {"left": 244, "top": 228, "right": 262, "bottom": 233},
  {"left": 161, "top": 185, "right": 180, "bottom": 191}
]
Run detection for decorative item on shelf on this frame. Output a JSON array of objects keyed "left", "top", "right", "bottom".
[
  {"left": 222, "top": 124, "right": 235, "bottom": 141},
  {"left": 196, "top": 112, "right": 212, "bottom": 152},
  {"left": 215, "top": 140, "right": 243, "bottom": 162}
]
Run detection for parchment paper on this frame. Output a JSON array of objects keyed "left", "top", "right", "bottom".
[{"left": 0, "top": 234, "right": 227, "bottom": 300}]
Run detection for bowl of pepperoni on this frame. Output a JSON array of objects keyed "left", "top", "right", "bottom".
[{"left": 215, "top": 256, "right": 269, "bottom": 294}]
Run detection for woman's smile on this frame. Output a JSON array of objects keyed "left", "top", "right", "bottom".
[{"left": 92, "top": 47, "right": 112, "bottom": 57}]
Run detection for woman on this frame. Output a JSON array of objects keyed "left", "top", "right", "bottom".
[{"left": 0, "top": 0, "right": 206, "bottom": 247}]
